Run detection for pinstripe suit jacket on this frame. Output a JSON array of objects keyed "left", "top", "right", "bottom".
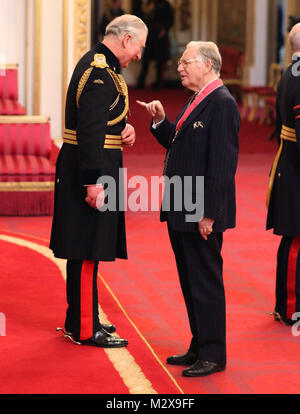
[{"left": 151, "top": 85, "right": 240, "bottom": 233}]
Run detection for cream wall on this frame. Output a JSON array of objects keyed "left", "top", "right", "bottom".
[
  {"left": 40, "top": 0, "right": 63, "bottom": 138},
  {"left": 0, "top": 0, "right": 26, "bottom": 106},
  {"left": 0, "top": 0, "right": 277, "bottom": 140},
  {"left": 249, "top": 0, "right": 268, "bottom": 86}
]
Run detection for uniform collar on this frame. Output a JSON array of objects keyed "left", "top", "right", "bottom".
[{"left": 95, "top": 42, "right": 121, "bottom": 73}]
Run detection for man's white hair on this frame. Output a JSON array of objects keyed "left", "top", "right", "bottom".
[
  {"left": 105, "top": 14, "right": 148, "bottom": 40},
  {"left": 289, "top": 23, "right": 300, "bottom": 52},
  {"left": 187, "top": 41, "right": 222, "bottom": 75}
]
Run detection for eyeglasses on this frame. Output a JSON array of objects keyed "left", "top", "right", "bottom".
[{"left": 177, "top": 58, "right": 201, "bottom": 68}]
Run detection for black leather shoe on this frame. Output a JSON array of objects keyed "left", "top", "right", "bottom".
[
  {"left": 166, "top": 350, "right": 197, "bottom": 366},
  {"left": 80, "top": 328, "right": 128, "bottom": 348},
  {"left": 101, "top": 323, "right": 116, "bottom": 333},
  {"left": 182, "top": 360, "right": 226, "bottom": 377}
]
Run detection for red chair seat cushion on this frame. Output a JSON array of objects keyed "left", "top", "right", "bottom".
[
  {"left": 256, "top": 87, "right": 276, "bottom": 96},
  {"left": 242, "top": 86, "right": 275, "bottom": 95},
  {"left": 0, "top": 122, "right": 51, "bottom": 157},
  {"left": 0, "top": 99, "right": 26, "bottom": 115},
  {"left": 219, "top": 47, "right": 244, "bottom": 79},
  {"left": 0, "top": 154, "right": 55, "bottom": 181},
  {"left": 0, "top": 68, "right": 18, "bottom": 100}
]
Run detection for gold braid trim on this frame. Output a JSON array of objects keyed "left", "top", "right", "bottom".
[
  {"left": 107, "top": 69, "right": 128, "bottom": 96},
  {"left": 76, "top": 67, "right": 93, "bottom": 108},
  {"left": 106, "top": 70, "right": 129, "bottom": 126}
]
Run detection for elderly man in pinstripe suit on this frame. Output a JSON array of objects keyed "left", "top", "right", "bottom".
[{"left": 138, "top": 41, "right": 240, "bottom": 377}]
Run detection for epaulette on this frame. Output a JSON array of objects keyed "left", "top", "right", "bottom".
[
  {"left": 76, "top": 54, "right": 109, "bottom": 107},
  {"left": 90, "top": 54, "right": 109, "bottom": 69},
  {"left": 76, "top": 53, "right": 129, "bottom": 124}
]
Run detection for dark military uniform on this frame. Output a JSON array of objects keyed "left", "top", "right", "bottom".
[
  {"left": 50, "top": 43, "right": 128, "bottom": 341},
  {"left": 266, "top": 57, "right": 300, "bottom": 325}
]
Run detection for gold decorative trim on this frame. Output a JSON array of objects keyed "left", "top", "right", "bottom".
[
  {"left": 76, "top": 67, "right": 93, "bottom": 108},
  {"left": 91, "top": 54, "right": 109, "bottom": 69},
  {"left": 63, "top": 137, "right": 78, "bottom": 145},
  {"left": 64, "top": 128, "right": 76, "bottom": 135},
  {"left": 110, "top": 94, "right": 120, "bottom": 111},
  {"left": 0, "top": 181, "right": 54, "bottom": 192},
  {"left": 105, "top": 134, "right": 122, "bottom": 139},
  {"left": 34, "top": 0, "right": 42, "bottom": 115},
  {"left": 0, "top": 63, "right": 19, "bottom": 70},
  {"left": 106, "top": 73, "right": 129, "bottom": 126},
  {"left": 107, "top": 96, "right": 129, "bottom": 126},
  {"left": 63, "top": 133, "right": 123, "bottom": 149},
  {"left": 107, "top": 70, "right": 128, "bottom": 96},
  {"left": 0, "top": 115, "right": 49, "bottom": 124},
  {"left": 74, "top": 0, "right": 90, "bottom": 67},
  {"left": 266, "top": 125, "right": 297, "bottom": 207}
]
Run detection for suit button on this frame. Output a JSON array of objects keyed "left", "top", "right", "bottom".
[
  {"left": 57, "top": 178, "right": 60, "bottom": 183},
  {"left": 277, "top": 173, "right": 281, "bottom": 178}
]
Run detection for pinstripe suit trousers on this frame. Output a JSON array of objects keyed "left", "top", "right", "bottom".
[{"left": 167, "top": 223, "right": 226, "bottom": 364}]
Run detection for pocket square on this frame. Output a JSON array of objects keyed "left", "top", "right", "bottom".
[
  {"left": 193, "top": 121, "right": 204, "bottom": 129},
  {"left": 93, "top": 79, "right": 104, "bottom": 84}
]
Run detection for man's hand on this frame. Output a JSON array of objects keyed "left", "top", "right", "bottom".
[
  {"left": 198, "top": 217, "right": 215, "bottom": 240},
  {"left": 85, "top": 184, "right": 105, "bottom": 210},
  {"left": 122, "top": 123, "right": 136, "bottom": 147},
  {"left": 136, "top": 99, "right": 165, "bottom": 124}
]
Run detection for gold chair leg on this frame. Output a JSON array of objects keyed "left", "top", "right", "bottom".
[{"left": 248, "top": 93, "right": 258, "bottom": 122}]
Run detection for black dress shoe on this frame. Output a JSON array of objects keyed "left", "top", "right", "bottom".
[
  {"left": 166, "top": 350, "right": 197, "bottom": 366},
  {"left": 182, "top": 360, "right": 226, "bottom": 377},
  {"left": 101, "top": 323, "right": 116, "bottom": 333},
  {"left": 80, "top": 329, "right": 128, "bottom": 348}
]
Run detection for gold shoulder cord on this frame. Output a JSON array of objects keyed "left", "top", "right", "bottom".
[
  {"left": 106, "top": 69, "right": 129, "bottom": 126},
  {"left": 76, "top": 67, "right": 93, "bottom": 108}
]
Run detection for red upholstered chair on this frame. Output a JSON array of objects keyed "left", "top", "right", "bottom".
[
  {"left": 219, "top": 46, "right": 245, "bottom": 101},
  {"left": 0, "top": 115, "right": 55, "bottom": 215},
  {"left": 0, "top": 64, "right": 26, "bottom": 115},
  {"left": 241, "top": 63, "right": 282, "bottom": 122}
]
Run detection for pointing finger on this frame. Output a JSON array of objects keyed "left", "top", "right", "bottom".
[{"left": 136, "top": 100, "right": 148, "bottom": 107}]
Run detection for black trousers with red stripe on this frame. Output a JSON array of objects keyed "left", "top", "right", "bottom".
[
  {"left": 65, "top": 260, "right": 101, "bottom": 341},
  {"left": 275, "top": 236, "right": 300, "bottom": 324}
]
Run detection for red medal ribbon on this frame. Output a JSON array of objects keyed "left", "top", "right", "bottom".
[{"left": 176, "top": 78, "right": 223, "bottom": 132}]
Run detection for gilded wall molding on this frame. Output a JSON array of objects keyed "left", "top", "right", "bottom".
[{"left": 74, "top": 0, "right": 90, "bottom": 67}]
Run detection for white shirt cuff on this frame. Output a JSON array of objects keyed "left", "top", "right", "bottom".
[{"left": 152, "top": 118, "right": 165, "bottom": 129}]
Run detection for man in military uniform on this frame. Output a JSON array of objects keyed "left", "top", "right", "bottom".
[
  {"left": 266, "top": 23, "right": 300, "bottom": 325},
  {"left": 50, "top": 15, "right": 148, "bottom": 347}
]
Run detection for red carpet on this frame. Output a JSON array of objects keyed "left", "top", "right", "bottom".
[
  {"left": 0, "top": 233, "right": 182, "bottom": 394},
  {"left": 1, "top": 88, "right": 300, "bottom": 394}
]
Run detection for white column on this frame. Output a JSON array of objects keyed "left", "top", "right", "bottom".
[{"left": 249, "top": 0, "right": 268, "bottom": 85}]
